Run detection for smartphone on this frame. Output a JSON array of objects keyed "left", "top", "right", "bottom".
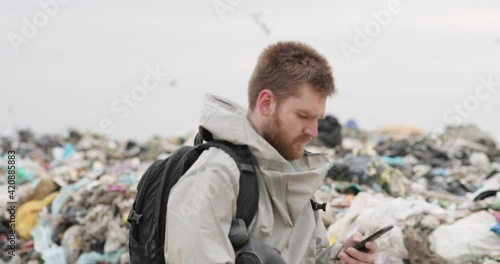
[{"left": 352, "top": 225, "right": 393, "bottom": 252}]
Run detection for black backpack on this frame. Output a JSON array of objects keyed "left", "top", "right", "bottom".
[{"left": 128, "top": 128, "right": 260, "bottom": 264}]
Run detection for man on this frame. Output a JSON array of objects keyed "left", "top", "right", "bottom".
[{"left": 165, "top": 41, "right": 377, "bottom": 263}]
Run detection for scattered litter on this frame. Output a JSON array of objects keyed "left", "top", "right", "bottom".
[{"left": 1, "top": 123, "right": 499, "bottom": 263}]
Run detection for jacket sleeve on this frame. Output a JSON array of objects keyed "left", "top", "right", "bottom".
[
  {"left": 314, "top": 210, "right": 344, "bottom": 263},
  {"left": 164, "top": 147, "right": 240, "bottom": 264}
]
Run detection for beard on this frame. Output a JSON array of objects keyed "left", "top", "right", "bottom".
[{"left": 262, "top": 110, "right": 312, "bottom": 161}]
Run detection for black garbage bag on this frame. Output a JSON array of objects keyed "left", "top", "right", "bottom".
[{"left": 316, "top": 115, "right": 342, "bottom": 148}]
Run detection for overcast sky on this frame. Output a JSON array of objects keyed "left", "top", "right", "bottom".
[{"left": 1, "top": 0, "right": 500, "bottom": 142}]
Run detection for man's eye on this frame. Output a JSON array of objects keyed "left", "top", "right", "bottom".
[{"left": 298, "top": 114, "right": 308, "bottom": 119}]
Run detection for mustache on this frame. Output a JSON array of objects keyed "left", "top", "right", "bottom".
[{"left": 295, "top": 135, "right": 313, "bottom": 144}]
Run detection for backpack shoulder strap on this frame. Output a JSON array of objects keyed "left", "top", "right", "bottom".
[{"left": 196, "top": 140, "right": 259, "bottom": 228}]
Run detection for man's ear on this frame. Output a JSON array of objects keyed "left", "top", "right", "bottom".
[{"left": 256, "top": 89, "right": 274, "bottom": 117}]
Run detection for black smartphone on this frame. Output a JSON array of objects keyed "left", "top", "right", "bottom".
[{"left": 352, "top": 225, "right": 393, "bottom": 252}]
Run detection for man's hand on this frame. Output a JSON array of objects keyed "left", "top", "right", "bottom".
[{"left": 336, "top": 232, "right": 377, "bottom": 264}]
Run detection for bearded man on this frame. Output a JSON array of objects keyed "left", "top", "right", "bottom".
[{"left": 164, "top": 41, "right": 378, "bottom": 264}]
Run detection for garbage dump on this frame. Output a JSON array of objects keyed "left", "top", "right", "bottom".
[
  {"left": 315, "top": 121, "right": 500, "bottom": 264},
  {"left": 1, "top": 122, "right": 499, "bottom": 264}
]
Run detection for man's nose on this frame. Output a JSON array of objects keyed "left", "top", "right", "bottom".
[{"left": 303, "top": 120, "right": 318, "bottom": 138}]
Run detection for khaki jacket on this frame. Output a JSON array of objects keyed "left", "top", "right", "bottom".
[{"left": 165, "top": 94, "right": 342, "bottom": 263}]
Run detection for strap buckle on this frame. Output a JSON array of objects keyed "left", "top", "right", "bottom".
[{"left": 127, "top": 210, "right": 142, "bottom": 224}]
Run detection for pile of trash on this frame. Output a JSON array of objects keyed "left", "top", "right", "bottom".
[
  {"left": 0, "top": 129, "right": 184, "bottom": 264},
  {"left": 312, "top": 118, "right": 500, "bottom": 264},
  {"left": 0, "top": 120, "right": 499, "bottom": 264}
]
